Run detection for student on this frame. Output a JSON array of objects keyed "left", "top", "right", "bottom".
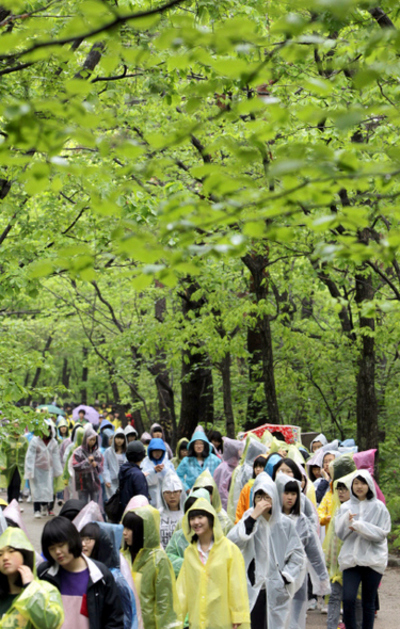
[
  {"left": 207, "top": 430, "right": 223, "bottom": 457},
  {"left": 192, "top": 470, "right": 233, "bottom": 534},
  {"left": 324, "top": 473, "right": 362, "bottom": 629},
  {"left": 24, "top": 420, "right": 63, "bottom": 518},
  {"left": 149, "top": 424, "right": 173, "bottom": 460},
  {"left": 272, "top": 458, "right": 319, "bottom": 531},
  {"left": 176, "top": 431, "right": 221, "bottom": 492},
  {"left": 72, "top": 427, "right": 104, "bottom": 505},
  {"left": 159, "top": 471, "right": 185, "bottom": 549},
  {"left": 177, "top": 498, "right": 250, "bottom": 629},
  {"left": 124, "top": 427, "right": 138, "bottom": 444},
  {"left": 235, "top": 455, "right": 267, "bottom": 523},
  {"left": 310, "top": 434, "right": 328, "bottom": 453},
  {"left": 80, "top": 522, "right": 140, "bottom": 629},
  {"left": 166, "top": 488, "right": 210, "bottom": 577},
  {"left": 0, "top": 421, "right": 28, "bottom": 505},
  {"left": 119, "top": 442, "right": 149, "bottom": 512},
  {"left": 275, "top": 473, "right": 330, "bottom": 629},
  {"left": 121, "top": 505, "right": 181, "bottom": 629},
  {"left": 0, "top": 527, "right": 64, "bottom": 628},
  {"left": 213, "top": 437, "right": 243, "bottom": 511},
  {"left": 39, "top": 516, "right": 124, "bottom": 629},
  {"left": 228, "top": 472, "right": 305, "bottom": 629},
  {"left": 141, "top": 438, "right": 174, "bottom": 508},
  {"left": 335, "top": 470, "right": 391, "bottom": 629},
  {"left": 315, "top": 451, "right": 339, "bottom": 504},
  {"left": 317, "top": 454, "right": 356, "bottom": 535},
  {"left": 103, "top": 429, "right": 127, "bottom": 500},
  {"left": 227, "top": 438, "right": 268, "bottom": 521},
  {"left": 171, "top": 438, "right": 189, "bottom": 470}
]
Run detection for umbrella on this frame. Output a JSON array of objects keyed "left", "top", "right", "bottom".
[
  {"left": 73, "top": 405, "right": 100, "bottom": 426},
  {"left": 37, "top": 404, "right": 66, "bottom": 416}
]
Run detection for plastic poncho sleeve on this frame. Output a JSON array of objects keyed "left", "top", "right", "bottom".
[
  {"left": 350, "top": 511, "right": 391, "bottom": 543},
  {"left": 103, "top": 449, "right": 113, "bottom": 485},
  {"left": 302, "top": 520, "right": 331, "bottom": 596},
  {"left": 50, "top": 442, "right": 63, "bottom": 478},
  {"left": 165, "top": 531, "right": 188, "bottom": 578},
  {"left": 154, "top": 554, "right": 182, "bottom": 629},
  {"left": 228, "top": 544, "right": 251, "bottom": 625},
  {"left": 335, "top": 507, "right": 354, "bottom": 541},
  {"left": 24, "top": 439, "right": 37, "bottom": 480},
  {"left": 12, "top": 578, "right": 64, "bottom": 629}
]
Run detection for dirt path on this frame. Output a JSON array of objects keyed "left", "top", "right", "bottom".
[{"left": 17, "top": 499, "right": 400, "bottom": 628}]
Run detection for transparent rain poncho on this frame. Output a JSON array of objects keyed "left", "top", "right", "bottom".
[
  {"left": 213, "top": 437, "right": 243, "bottom": 511},
  {"left": 103, "top": 428, "right": 127, "bottom": 499},
  {"left": 228, "top": 472, "right": 306, "bottom": 629},
  {"left": 177, "top": 498, "right": 250, "bottom": 629},
  {"left": 227, "top": 436, "right": 267, "bottom": 521},
  {"left": 159, "top": 471, "right": 185, "bottom": 549},
  {"left": 121, "top": 505, "right": 181, "bottom": 629},
  {"left": 191, "top": 470, "right": 233, "bottom": 534},
  {"left": 24, "top": 421, "right": 63, "bottom": 503},
  {"left": 275, "top": 473, "right": 330, "bottom": 629},
  {"left": 335, "top": 469, "right": 391, "bottom": 575},
  {"left": 0, "top": 527, "right": 64, "bottom": 629}
]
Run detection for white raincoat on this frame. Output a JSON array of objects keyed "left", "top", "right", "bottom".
[
  {"left": 228, "top": 438, "right": 268, "bottom": 519},
  {"left": 24, "top": 421, "right": 63, "bottom": 502},
  {"left": 142, "top": 441, "right": 175, "bottom": 509},
  {"left": 335, "top": 469, "right": 391, "bottom": 575},
  {"left": 275, "top": 474, "right": 330, "bottom": 629},
  {"left": 103, "top": 428, "right": 127, "bottom": 498},
  {"left": 309, "top": 433, "right": 328, "bottom": 451},
  {"left": 228, "top": 472, "right": 306, "bottom": 629},
  {"left": 159, "top": 470, "right": 185, "bottom": 549}
]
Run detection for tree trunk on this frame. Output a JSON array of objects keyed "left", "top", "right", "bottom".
[
  {"left": 61, "top": 358, "right": 70, "bottom": 390},
  {"left": 26, "top": 336, "right": 53, "bottom": 405},
  {"left": 220, "top": 352, "right": 235, "bottom": 438},
  {"left": 355, "top": 268, "right": 378, "bottom": 451},
  {"left": 242, "top": 251, "right": 280, "bottom": 427},
  {"left": 178, "top": 280, "right": 214, "bottom": 439},
  {"left": 80, "top": 346, "right": 89, "bottom": 404}
]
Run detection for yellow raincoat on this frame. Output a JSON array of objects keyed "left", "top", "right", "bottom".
[
  {"left": 0, "top": 528, "right": 64, "bottom": 629},
  {"left": 191, "top": 470, "right": 233, "bottom": 534},
  {"left": 177, "top": 498, "right": 250, "bottom": 629},
  {"left": 121, "top": 505, "right": 182, "bottom": 629}
]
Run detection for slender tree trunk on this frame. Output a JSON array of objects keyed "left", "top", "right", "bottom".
[
  {"left": 355, "top": 268, "right": 378, "bottom": 450},
  {"left": 80, "top": 346, "right": 89, "bottom": 404},
  {"left": 61, "top": 357, "right": 70, "bottom": 390},
  {"left": 26, "top": 335, "right": 53, "bottom": 405},
  {"left": 220, "top": 352, "right": 235, "bottom": 438}
]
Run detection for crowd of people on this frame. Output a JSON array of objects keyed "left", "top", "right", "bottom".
[{"left": 0, "top": 405, "right": 392, "bottom": 629}]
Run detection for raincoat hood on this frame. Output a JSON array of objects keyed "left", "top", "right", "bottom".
[
  {"left": 3, "top": 500, "right": 31, "bottom": 538},
  {"left": 126, "top": 505, "right": 161, "bottom": 550},
  {"left": 160, "top": 470, "right": 185, "bottom": 511},
  {"left": 222, "top": 437, "right": 243, "bottom": 469},
  {"left": 57, "top": 418, "right": 69, "bottom": 438},
  {"left": 175, "top": 438, "right": 189, "bottom": 460},
  {"left": 124, "top": 425, "right": 138, "bottom": 438},
  {"left": 353, "top": 449, "right": 386, "bottom": 503},
  {"left": 192, "top": 469, "right": 223, "bottom": 513},
  {"left": 252, "top": 472, "right": 281, "bottom": 526},
  {"left": 349, "top": 469, "right": 376, "bottom": 502},
  {"left": 265, "top": 453, "right": 282, "bottom": 478},
  {"left": 187, "top": 431, "right": 211, "bottom": 457},
  {"left": 140, "top": 431, "right": 151, "bottom": 444},
  {"left": 147, "top": 438, "right": 166, "bottom": 463},
  {"left": 73, "top": 500, "right": 104, "bottom": 531},
  {"left": 0, "top": 528, "right": 36, "bottom": 575},
  {"left": 183, "top": 498, "right": 223, "bottom": 544},
  {"left": 97, "top": 522, "right": 122, "bottom": 570},
  {"left": 275, "top": 472, "right": 302, "bottom": 511},
  {"left": 308, "top": 448, "right": 339, "bottom": 470},
  {"left": 330, "top": 453, "right": 356, "bottom": 482},
  {"left": 100, "top": 419, "right": 114, "bottom": 432},
  {"left": 82, "top": 426, "right": 99, "bottom": 451},
  {"left": 310, "top": 433, "right": 328, "bottom": 450},
  {"left": 112, "top": 427, "right": 127, "bottom": 451},
  {"left": 124, "top": 495, "right": 149, "bottom": 513},
  {"left": 244, "top": 440, "right": 268, "bottom": 466},
  {"left": 187, "top": 487, "right": 211, "bottom": 505}
]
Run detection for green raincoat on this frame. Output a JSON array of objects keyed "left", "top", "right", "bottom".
[
  {"left": 191, "top": 470, "right": 233, "bottom": 534},
  {"left": 0, "top": 434, "right": 28, "bottom": 490},
  {"left": 121, "top": 505, "right": 182, "bottom": 629},
  {"left": 166, "top": 488, "right": 211, "bottom": 577},
  {"left": 171, "top": 439, "right": 189, "bottom": 470},
  {"left": 0, "top": 528, "right": 64, "bottom": 629}
]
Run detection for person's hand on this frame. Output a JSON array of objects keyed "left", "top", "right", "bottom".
[
  {"left": 349, "top": 513, "right": 356, "bottom": 531},
  {"left": 321, "top": 469, "right": 330, "bottom": 481},
  {"left": 92, "top": 461, "right": 97, "bottom": 467},
  {"left": 252, "top": 497, "right": 272, "bottom": 519},
  {"left": 106, "top": 482, "right": 111, "bottom": 488},
  {"left": 88, "top": 455, "right": 94, "bottom": 462},
  {"left": 155, "top": 464, "right": 164, "bottom": 473},
  {"left": 18, "top": 565, "right": 34, "bottom": 586},
  {"left": 232, "top": 624, "right": 240, "bottom": 629}
]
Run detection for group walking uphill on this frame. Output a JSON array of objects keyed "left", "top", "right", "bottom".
[{"left": 0, "top": 408, "right": 392, "bottom": 629}]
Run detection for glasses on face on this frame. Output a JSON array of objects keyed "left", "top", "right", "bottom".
[
  {"left": 81, "top": 537, "right": 95, "bottom": 543},
  {"left": 254, "top": 493, "right": 272, "bottom": 502}
]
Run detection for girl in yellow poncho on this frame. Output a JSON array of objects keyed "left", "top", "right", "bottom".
[
  {"left": 0, "top": 527, "right": 64, "bottom": 629},
  {"left": 177, "top": 497, "right": 250, "bottom": 629}
]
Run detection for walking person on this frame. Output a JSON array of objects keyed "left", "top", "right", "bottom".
[{"left": 72, "top": 427, "right": 103, "bottom": 505}]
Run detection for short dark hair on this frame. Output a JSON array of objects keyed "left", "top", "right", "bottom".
[
  {"left": 41, "top": 517, "right": 82, "bottom": 564},
  {"left": 283, "top": 480, "right": 301, "bottom": 516},
  {"left": 352, "top": 475, "right": 374, "bottom": 500},
  {"left": 122, "top": 512, "right": 144, "bottom": 561},
  {"left": 188, "top": 509, "right": 214, "bottom": 543},
  {"left": 272, "top": 458, "right": 302, "bottom": 483},
  {"left": 253, "top": 455, "right": 267, "bottom": 478},
  {"left": 80, "top": 522, "right": 101, "bottom": 560},
  {"left": 0, "top": 546, "right": 35, "bottom": 594}
]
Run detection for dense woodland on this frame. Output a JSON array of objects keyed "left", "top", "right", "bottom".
[{"left": 1, "top": 0, "right": 400, "bottom": 536}]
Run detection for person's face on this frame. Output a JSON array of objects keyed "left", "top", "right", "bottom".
[
  {"left": 152, "top": 430, "right": 163, "bottom": 440},
  {"left": 277, "top": 462, "right": 294, "bottom": 477},
  {"left": 180, "top": 447, "right": 188, "bottom": 458},
  {"left": 87, "top": 436, "right": 97, "bottom": 448},
  {"left": 114, "top": 436, "right": 125, "bottom": 448},
  {"left": 311, "top": 466, "right": 321, "bottom": 479},
  {"left": 48, "top": 542, "right": 75, "bottom": 568},
  {"left": 189, "top": 514, "right": 210, "bottom": 536},
  {"left": 312, "top": 441, "right": 322, "bottom": 452},
  {"left": 211, "top": 439, "right": 221, "bottom": 450},
  {"left": 123, "top": 527, "right": 133, "bottom": 546},
  {"left": 0, "top": 546, "right": 24, "bottom": 576},
  {"left": 254, "top": 464, "right": 265, "bottom": 477},
  {"left": 127, "top": 434, "right": 136, "bottom": 443},
  {"left": 254, "top": 491, "right": 272, "bottom": 512},
  {"left": 163, "top": 490, "right": 182, "bottom": 510},
  {"left": 194, "top": 440, "right": 204, "bottom": 455},
  {"left": 151, "top": 449, "right": 163, "bottom": 460},
  {"left": 60, "top": 426, "right": 68, "bottom": 436},
  {"left": 283, "top": 491, "right": 297, "bottom": 512},
  {"left": 323, "top": 455, "right": 335, "bottom": 474},
  {"left": 79, "top": 412, "right": 85, "bottom": 421},
  {"left": 81, "top": 537, "right": 96, "bottom": 557},
  {"left": 337, "top": 486, "right": 350, "bottom": 503},
  {"left": 352, "top": 478, "right": 369, "bottom": 500}
]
